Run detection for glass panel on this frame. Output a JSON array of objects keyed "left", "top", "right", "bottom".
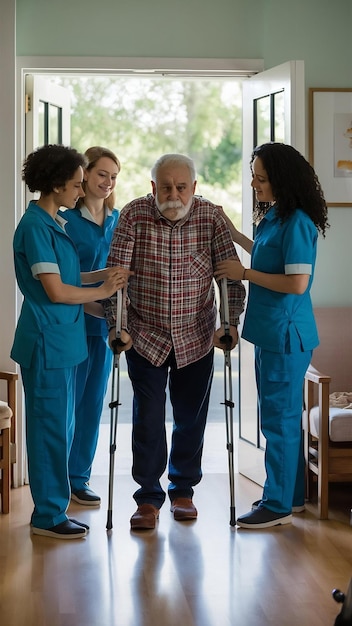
[
  {"left": 48, "top": 104, "right": 61, "bottom": 144},
  {"left": 274, "top": 91, "right": 285, "bottom": 142},
  {"left": 239, "top": 339, "right": 264, "bottom": 449},
  {"left": 38, "top": 100, "right": 45, "bottom": 146},
  {"left": 255, "top": 95, "right": 271, "bottom": 145}
]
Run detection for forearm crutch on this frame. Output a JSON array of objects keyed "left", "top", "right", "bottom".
[
  {"left": 220, "top": 277, "right": 236, "bottom": 527},
  {"left": 106, "top": 288, "right": 124, "bottom": 531}
]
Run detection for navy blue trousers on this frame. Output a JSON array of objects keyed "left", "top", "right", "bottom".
[{"left": 125, "top": 347, "right": 214, "bottom": 508}]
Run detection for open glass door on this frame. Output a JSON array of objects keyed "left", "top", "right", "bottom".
[
  {"left": 25, "top": 75, "right": 71, "bottom": 203},
  {"left": 25, "top": 75, "right": 71, "bottom": 146},
  {"left": 239, "top": 61, "right": 305, "bottom": 485},
  {"left": 18, "top": 76, "right": 71, "bottom": 485}
]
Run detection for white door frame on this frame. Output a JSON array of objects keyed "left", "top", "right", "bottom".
[
  {"left": 239, "top": 60, "right": 305, "bottom": 486},
  {"left": 12, "top": 55, "right": 264, "bottom": 486}
]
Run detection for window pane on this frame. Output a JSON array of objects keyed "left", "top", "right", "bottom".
[
  {"left": 255, "top": 95, "right": 271, "bottom": 145},
  {"left": 38, "top": 100, "right": 45, "bottom": 146},
  {"left": 48, "top": 104, "right": 61, "bottom": 144},
  {"left": 274, "top": 91, "right": 285, "bottom": 142}
]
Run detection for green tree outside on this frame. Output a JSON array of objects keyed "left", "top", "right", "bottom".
[{"left": 55, "top": 76, "right": 243, "bottom": 226}]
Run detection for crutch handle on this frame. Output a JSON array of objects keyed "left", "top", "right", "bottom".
[
  {"left": 220, "top": 334, "right": 233, "bottom": 350},
  {"left": 111, "top": 337, "right": 126, "bottom": 353}
]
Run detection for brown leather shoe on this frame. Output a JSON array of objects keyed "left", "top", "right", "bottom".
[
  {"left": 130, "top": 504, "right": 159, "bottom": 530},
  {"left": 170, "top": 497, "right": 198, "bottom": 521}
]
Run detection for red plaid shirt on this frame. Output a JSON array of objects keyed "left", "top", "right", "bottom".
[{"left": 104, "top": 194, "right": 245, "bottom": 368}]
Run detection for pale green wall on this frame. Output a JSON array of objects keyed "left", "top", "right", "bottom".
[
  {"left": 15, "top": 0, "right": 352, "bottom": 305},
  {"left": 262, "top": 0, "right": 352, "bottom": 86},
  {"left": 16, "top": 0, "right": 264, "bottom": 59},
  {"left": 16, "top": 0, "right": 352, "bottom": 87}
]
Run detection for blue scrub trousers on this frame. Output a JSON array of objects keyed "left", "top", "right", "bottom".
[
  {"left": 69, "top": 334, "right": 112, "bottom": 492},
  {"left": 21, "top": 339, "right": 76, "bottom": 529},
  {"left": 255, "top": 345, "right": 312, "bottom": 514},
  {"left": 126, "top": 347, "right": 214, "bottom": 508}
]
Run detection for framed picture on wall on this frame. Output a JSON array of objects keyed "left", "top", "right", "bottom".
[{"left": 309, "top": 88, "right": 352, "bottom": 207}]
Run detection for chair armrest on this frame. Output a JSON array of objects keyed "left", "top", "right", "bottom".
[
  {"left": 305, "top": 364, "right": 330, "bottom": 385},
  {"left": 304, "top": 365, "right": 330, "bottom": 460},
  {"left": 0, "top": 371, "right": 18, "bottom": 412},
  {"left": 0, "top": 370, "right": 18, "bottom": 458},
  {"left": 0, "top": 371, "right": 18, "bottom": 383}
]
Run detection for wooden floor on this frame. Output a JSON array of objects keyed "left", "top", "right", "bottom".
[{"left": 1, "top": 423, "right": 352, "bottom": 626}]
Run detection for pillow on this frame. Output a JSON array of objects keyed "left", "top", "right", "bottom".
[{"left": 329, "top": 391, "right": 352, "bottom": 410}]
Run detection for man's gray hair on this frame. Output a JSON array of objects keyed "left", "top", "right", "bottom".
[{"left": 151, "top": 153, "right": 197, "bottom": 183}]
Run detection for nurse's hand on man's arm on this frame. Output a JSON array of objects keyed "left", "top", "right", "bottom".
[
  {"left": 81, "top": 266, "right": 132, "bottom": 288},
  {"left": 38, "top": 272, "right": 124, "bottom": 304}
]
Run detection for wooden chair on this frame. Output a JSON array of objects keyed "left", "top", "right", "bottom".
[
  {"left": 0, "top": 371, "right": 18, "bottom": 513},
  {"left": 303, "top": 307, "right": 352, "bottom": 519}
]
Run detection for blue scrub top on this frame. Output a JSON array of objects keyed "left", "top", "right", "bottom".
[
  {"left": 242, "top": 206, "right": 319, "bottom": 354},
  {"left": 11, "top": 201, "right": 87, "bottom": 368},
  {"left": 59, "top": 206, "right": 119, "bottom": 337}
]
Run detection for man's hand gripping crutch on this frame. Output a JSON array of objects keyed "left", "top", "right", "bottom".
[
  {"left": 106, "top": 286, "right": 132, "bottom": 531},
  {"left": 214, "top": 278, "right": 239, "bottom": 527}
]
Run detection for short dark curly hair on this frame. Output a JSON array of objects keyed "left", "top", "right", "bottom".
[{"left": 22, "top": 144, "right": 88, "bottom": 195}]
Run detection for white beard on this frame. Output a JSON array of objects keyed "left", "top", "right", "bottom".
[{"left": 155, "top": 198, "right": 193, "bottom": 221}]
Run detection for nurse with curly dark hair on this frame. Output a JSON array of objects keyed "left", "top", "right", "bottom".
[
  {"left": 11, "top": 144, "right": 128, "bottom": 539},
  {"left": 215, "top": 142, "right": 329, "bottom": 529}
]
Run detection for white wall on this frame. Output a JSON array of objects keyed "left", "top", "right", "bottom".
[{"left": 0, "top": 2, "right": 17, "bottom": 371}]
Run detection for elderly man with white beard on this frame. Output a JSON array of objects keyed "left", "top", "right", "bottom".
[{"left": 103, "top": 153, "right": 245, "bottom": 530}]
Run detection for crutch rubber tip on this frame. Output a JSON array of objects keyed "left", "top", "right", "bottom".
[
  {"left": 106, "top": 511, "right": 113, "bottom": 531},
  {"left": 230, "top": 507, "right": 236, "bottom": 527}
]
